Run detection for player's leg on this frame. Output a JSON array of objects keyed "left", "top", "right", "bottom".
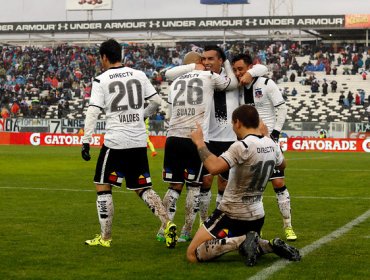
[
  {"left": 179, "top": 183, "right": 200, "bottom": 242},
  {"left": 216, "top": 174, "right": 227, "bottom": 208},
  {"left": 199, "top": 174, "right": 213, "bottom": 225},
  {"left": 127, "top": 147, "right": 177, "bottom": 248},
  {"left": 271, "top": 172, "right": 297, "bottom": 241},
  {"left": 85, "top": 145, "right": 117, "bottom": 247},
  {"left": 147, "top": 137, "right": 157, "bottom": 157}
]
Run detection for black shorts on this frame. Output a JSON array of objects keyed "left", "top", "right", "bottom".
[
  {"left": 201, "top": 141, "right": 234, "bottom": 180},
  {"left": 94, "top": 144, "right": 152, "bottom": 190},
  {"left": 204, "top": 209, "right": 264, "bottom": 238},
  {"left": 163, "top": 137, "right": 203, "bottom": 184}
]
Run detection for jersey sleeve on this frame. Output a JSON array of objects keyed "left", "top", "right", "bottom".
[
  {"left": 141, "top": 72, "right": 157, "bottom": 99},
  {"left": 220, "top": 141, "right": 248, "bottom": 168},
  {"left": 266, "top": 79, "right": 285, "bottom": 107},
  {"left": 88, "top": 78, "right": 105, "bottom": 109},
  {"left": 211, "top": 72, "right": 232, "bottom": 91},
  {"left": 165, "top": 64, "right": 196, "bottom": 81}
]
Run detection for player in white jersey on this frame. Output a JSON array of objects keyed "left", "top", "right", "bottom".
[
  {"left": 165, "top": 46, "right": 268, "bottom": 241},
  {"left": 232, "top": 53, "right": 297, "bottom": 241},
  {"left": 81, "top": 39, "right": 177, "bottom": 249},
  {"left": 157, "top": 51, "right": 238, "bottom": 242},
  {"left": 187, "top": 105, "right": 301, "bottom": 265}
]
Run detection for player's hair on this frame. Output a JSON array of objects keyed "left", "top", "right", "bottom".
[
  {"left": 204, "top": 45, "right": 226, "bottom": 62},
  {"left": 183, "top": 51, "right": 202, "bottom": 65},
  {"left": 99, "top": 39, "right": 122, "bottom": 63},
  {"left": 232, "top": 105, "right": 259, "bottom": 128},
  {"left": 231, "top": 53, "right": 253, "bottom": 66}
]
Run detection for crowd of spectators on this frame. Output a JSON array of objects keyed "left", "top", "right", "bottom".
[{"left": 1, "top": 41, "right": 369, "bottom": 121}]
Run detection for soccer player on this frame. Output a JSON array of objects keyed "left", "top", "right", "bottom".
[
  {"left": 81, "top": 39, "right": 176, "bottom": 248},
  {"left": 232, "top": 53, "right": 298, "bottom": 241},
  {"left": 165, "top": 46, "right": 268, "bottom": 241},
  {"left": 145, "top": 118, "right": 157, "bottom": 157},
  {"left": 157, "top": 51, "right": 238, "bottom": 242},
  {"left": 187, "top": 105, "right": 301, "bottom": 265}
]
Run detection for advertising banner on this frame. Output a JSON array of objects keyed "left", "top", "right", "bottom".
[
  {"left": 279, "top": 138, "right": 370, "bottom": 153},
  {"left": 345, "top": 14, "right": 370, "bottom": 28},
  {"left": 66, "top": 0, "right": 112, "bottom": 10},
  {"left": 0, "top": 15, "right": 345, "bottom": 34}
]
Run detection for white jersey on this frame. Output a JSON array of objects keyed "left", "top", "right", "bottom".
[
  {"left": 240, "top": 77, "right": 285, "bottom": 133},
  {"left": 167, "top": 70, "right": 231, "bottom": 141},
  {"left": 208, "top": 67, "right": 239, "bottom": 142},
  {"left": 89, "top": 66, "right": 157, "bottom": 149},
  {"left": 219, "top": 134, "right": 284, "bottom": 221}
]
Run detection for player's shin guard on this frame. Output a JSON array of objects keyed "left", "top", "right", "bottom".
[
  {"left": 96, "top": 191, "right": 114, "bottom": 240},
  {"left": 162, "top": 188, "right": 180, "bottom": 221},
  {"left": 199, "top": 188, "right": 212, "bottom": 223},
  {"left": 195, "top": 236, "right": 245, "bottom": 262},
  {"left": 274, "top": 186, "right": 292, "bottom": 228},
  {"left": 140, "top": 188, "right": 169, "bottom": 225},
  {"left": 182, "top": 186, "right": 200, "bottom": 233}
]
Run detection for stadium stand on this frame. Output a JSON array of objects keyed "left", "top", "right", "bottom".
[{"left": 1, "top": 43, "right": 369, "bottom": 123}]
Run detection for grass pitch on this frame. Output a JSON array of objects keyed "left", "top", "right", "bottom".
[{"left": 0, "top": 146, "right": 369, "bottom": 280}]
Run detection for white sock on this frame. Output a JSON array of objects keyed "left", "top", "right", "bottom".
[
  {"left": 140, "top": 188, "right": 168, "bottom": 226},
  {"left": 182, "top": 186, "right": 200, "bottom": 233},
  {"left": 162, "top": 188, "right": 180, "bottom": 221},
  {"left": 275, "top": 187, "right": 292, "bottom": 228},
  {"left": 199, "top": 189, "right": 212, "bottom": 223},
  {"left": 96, "top": 191, "right": 114, "bottom": 240}
]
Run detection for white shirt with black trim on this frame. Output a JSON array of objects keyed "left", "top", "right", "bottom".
[
  {"left": 88, "top": 66, "right": 157, "bottom": 149},
  {"left": 219, "top": 134, "right": 284, "bottom": 221}
]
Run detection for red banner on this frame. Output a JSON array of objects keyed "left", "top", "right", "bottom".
[
  {"left": 0, "top": 132, "right": 167, "bottom": 148},
  {"left": 280, "top": 138, "right": 370, "bottom": 153}
]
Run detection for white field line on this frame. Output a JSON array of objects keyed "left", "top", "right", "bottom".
[{"left": 248, "top": 209, "right": 370, "bottom": 280}]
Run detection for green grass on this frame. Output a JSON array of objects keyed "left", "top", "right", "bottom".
[{"left": 0, "top": 146, "right": 369, "bottom": 280}]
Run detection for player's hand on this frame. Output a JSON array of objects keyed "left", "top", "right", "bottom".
[
  {"left": 81, "top": 143, "right": 91, "bottom": 161},
  {"left": 190, "top": 122, "right": 205, "bottom": 147},
  {"left": 239, "top": 72, "right": 253, "bottom": 85},
  {"left": 270, "top": 129, "right": 280, "bottom": 142}
]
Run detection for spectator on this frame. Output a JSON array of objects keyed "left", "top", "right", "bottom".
[
  {"left": 347, "top": 91, "right": 354, "bottom": 107},
  {"left": 367, "top": 105, "right": 370, "bottom": 123},
  {"left": 355, "top": 93, "right": 361, "bottom": 105},
  {"left": 359, "top": 89, "right": 365, "bottom": 105},
  {"left": 362, "top": 71, "right": 367, "bottom": 80},
  {"left": 291, "top": 87, "right": 298, "bottom": 96},
  {"left": 330, "top": 80, "right": 337, "bottom": 92},
  {"left": 339, "top": 92, "right": 345, "bottom": 105},
  {"left": 289, "top": 72, "right": 296, "bottom": 82},
  {"left": 322, "top": 79, "right": 328, "bottom": 96},
  {"left": 332, "top": 66, "right": 337, "bottom": 75}
]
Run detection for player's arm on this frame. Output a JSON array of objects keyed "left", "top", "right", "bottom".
[
  {"left": 222, "top": 59, "right": 238, "bottom": 90},
  {"left": 81, "top": 105, "right": 101, "bottom": 161},
  {"left": 267, "top": 80, "right": 288, "bottom": 141},
  {"left": 191, "top": 123, "right": 229, "bottom": 175},
  {"left": 165, "top": 64, "right": 196, "bottom": 81},
  {"left": 144, "top": 93, "right": 162, "bottom": 118},
  {"left": 239, "top": 64, "right": 269, "bottom": 85}
]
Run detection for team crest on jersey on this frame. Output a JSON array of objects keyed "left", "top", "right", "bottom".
[
  {"left": 254, "top": 88, "right": 263, "bottom": 99},
  {"left": 108, "top": 172, "right": 123, "bottom": 184},
  {"left": 184, "top": 169, "right": 196, "bottom": 181},
  {"left": 138, "top": 173, "right": 151, "bottom": 185}
]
